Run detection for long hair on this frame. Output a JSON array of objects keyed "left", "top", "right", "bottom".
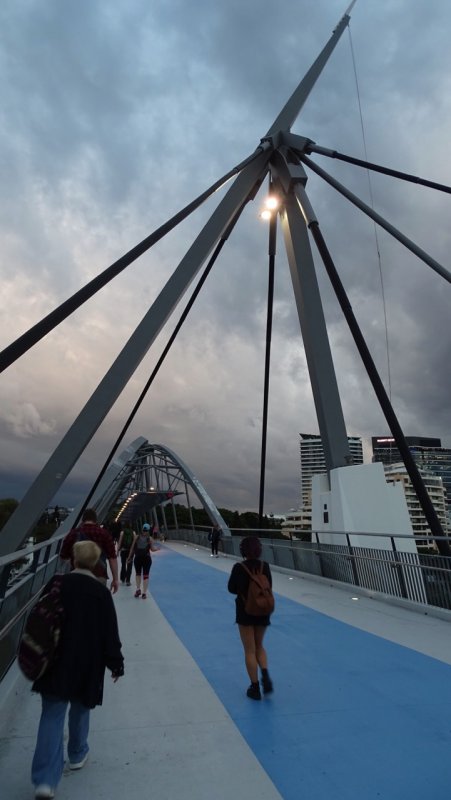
[{"left": 239, "top": 536, "right": 262, "bottom": 560}]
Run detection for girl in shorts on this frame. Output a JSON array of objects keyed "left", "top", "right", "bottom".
[
  {"left": 127, "top": 523, "right": 158, "bottom": 599},
  {"left": 227, "top": 535, "right": 274, "bottom": 700}
]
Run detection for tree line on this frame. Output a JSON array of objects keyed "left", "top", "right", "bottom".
[
  {"left": 160, "top": 504, "right": 284, "bottom": 534},
  {"left": 0, "top": 498, "right": 284, "bottom": 540}
]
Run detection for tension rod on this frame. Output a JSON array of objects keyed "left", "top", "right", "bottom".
[
  {"left": 306, "top": 142, "right": 451, "bottom": 195},
  {"left": 300, "top": 153, "right": 451, "bottom": 286},
  {"left": 258, "top": 180, "right": 277, "bottom": 529}
]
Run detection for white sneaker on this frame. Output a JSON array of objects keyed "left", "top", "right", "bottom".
[
  {"left": 69, "top": 754, "right": 88, "bottom": 770},
  {"left": 35, "top": 785, "right": 55, "bottom": 799}
]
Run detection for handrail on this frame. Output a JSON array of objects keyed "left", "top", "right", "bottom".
[
  {"left": 0, "top": 584, "right": 45, "bottom": 640},
  {"left": 187, "top": 524, "right": 451, "bottom": 542},
  {"left": 0, "top": 543, "right": 62, "bottom": 683},
  {"left": 172, "top": 528, "right": 451, "bottom": 611},
  {"left": 0, "top": 530, "right": 66, "bottom": 568},
  {"left": 275, "top": 540, "right": 451, "bottom": 577}
]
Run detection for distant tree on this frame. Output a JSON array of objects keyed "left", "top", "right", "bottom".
[
  {"left": 217, "top": 508, "right": 235, "bottom": 527},
  {"left": 240, "top": 511, "right": 260, "bottom": 529},
  {"left": 33, "top": 517, "right": 60, "bottom": 544},
  {"left": 231, "top": 511, "right": 241, "bottom": 529},
  {"left": 192, "top": 507, "right": 210, "bottom": 526},
  {"left": 168, "top": 504, "right": 210, "bottom": 528},
  {"left": 172, "top": 504, "right": 191, "bottom": 526},
  {"left": 165, "top": 504, "right": 284, "bottom": 536}
]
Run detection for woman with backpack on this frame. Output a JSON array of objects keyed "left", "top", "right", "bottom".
[
  {"left": 127, "top": 523, "right": 158, "bottom": 599},
  {"left": 30, "top": 540, "right": 124, "bottom": 799},
  {"left": 227, "top": 535, "right": 274, "bottom": 701},
  {"left": 117, "top": 526, "right": 135, "bottom": 585}
]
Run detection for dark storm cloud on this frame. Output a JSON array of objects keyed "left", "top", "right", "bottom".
[{"left": 1, "top": 0, "right": 451, "bottom": 513}]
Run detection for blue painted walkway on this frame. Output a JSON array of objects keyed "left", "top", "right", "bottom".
[{"left": 152, "top": 546, "right": 451, "bottom": 800}]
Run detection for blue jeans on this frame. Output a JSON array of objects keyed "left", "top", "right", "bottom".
[{"left": 31, "top": 695, "right": 90, "bottom": 788}]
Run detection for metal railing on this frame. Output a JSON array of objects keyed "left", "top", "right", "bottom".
[
  {"left": 0, "top": 531, "right": 67, "bottom": 683},
  {"left": 169, "top": 527, "right": 451, "bottom": 612},
  {"left": 2, "top": 524, "right": 451, "bottom": 686}
]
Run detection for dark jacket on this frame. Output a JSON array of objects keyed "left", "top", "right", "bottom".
[
  {"left": 33, "top": 571, "right": 124, "bottom": 708},
  {"left": 228, "top": 558, "right": 273, "bottom": 626},
  {"left": 210, "top": 527, "right": 222, "bottom": 544}
]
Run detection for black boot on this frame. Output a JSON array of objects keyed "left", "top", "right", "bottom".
[
  {"left": 246, "top": 682, "right": 261, "bottom": 700},
  {"left": 261, "top": 668, "right": 273, "bottom": 695}
]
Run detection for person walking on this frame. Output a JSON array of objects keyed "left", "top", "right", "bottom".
[
  {"left": 127, "top": 522, "right": 158, "bottom": 599},
  {"left": 107, "top": 520, "right": 122, "bottom": 546},
  {"left": 227, "top": 535, "right": 274, "bottom": 700},
  {"left": 117, "top": 525, "right": 135, "bottom": 585},
  {"left": 209, "top": 523, "right": 222, "bottom": 557},
  {"left": 31, "top": 540, "right": 124, "bottom": 799},
  {"left": 60, "top": 508, "right": 119, "bottom": 594}
]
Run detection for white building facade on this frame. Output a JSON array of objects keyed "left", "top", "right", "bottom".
[{"left": 281, "top": 506, "right": 312, "bottom": 539}]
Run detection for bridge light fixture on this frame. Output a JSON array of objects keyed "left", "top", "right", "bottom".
[
  {"left": 265, "top": 195, "right": 279, "bottom": 210},
  {"left": 259, "top": 194, "right": 280, "bottom": 220}
]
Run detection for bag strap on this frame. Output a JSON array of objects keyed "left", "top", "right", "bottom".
[{"left": 240, "top": 562, "right": 264, "bottom": 584}]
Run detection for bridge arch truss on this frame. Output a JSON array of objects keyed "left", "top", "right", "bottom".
[{"left": 69, "top": 437, "right": 230, "bottom": 536}]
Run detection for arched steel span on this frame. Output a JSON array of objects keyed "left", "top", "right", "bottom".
[{"left": 59, "top": 438, "right": 230, "bottom": 537}]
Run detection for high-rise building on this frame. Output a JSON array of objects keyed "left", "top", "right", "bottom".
[
  {"left": 384, "top": 462, "right": 449, "bottom": 546},
  {"left": 299, "top": 433, "right": 363, "bottom": 507},
  {"left": 372, "top": 436, "right": 451, "bottom": 514},
  {"left": 372, "top": 436, "right": 441, "bottom": 464}
]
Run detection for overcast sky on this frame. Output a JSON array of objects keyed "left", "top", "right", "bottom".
[{"left": 1, "top": 0, "right": 451, "bottom": 514}]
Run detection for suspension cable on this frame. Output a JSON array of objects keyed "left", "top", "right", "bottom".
[
  {"left": 0, "top": 148, "right": 266, "bottom": 374},
  {"left": 258, "top": 178, "right": 277, "bottom": 528},
  {"left": 348, "top": 26, "right": 392, "bottom": 400},
  {"left": 305, "top": 144, "right": 451, "bottom": 196},
  {"left": 299, "top": 153, "right": 451, "bottom": 285}
]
